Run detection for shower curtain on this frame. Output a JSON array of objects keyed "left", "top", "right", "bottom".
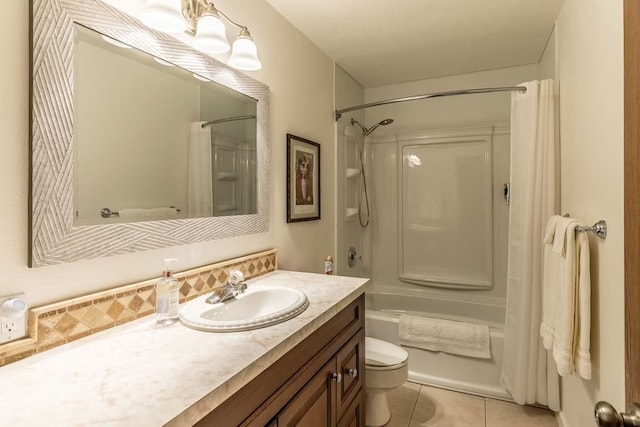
[
  {"left": 187, "top": 122, "right": 213, "bottom": 217},
  {"left": 500, "top": 80, "right": 560, "bottom": 411}
]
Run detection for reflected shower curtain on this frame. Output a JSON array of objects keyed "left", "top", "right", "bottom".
[
  {"left": 187, "top": 122, "right": 213, "bottom": 217},
  {"left": 501, "top": 80, "right": 560, "bottom": 411}
]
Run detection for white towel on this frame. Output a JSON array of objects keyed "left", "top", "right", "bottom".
[
  {"left": 118, "top": 208, "right": 151, "bottom": 219},
  {"left": 574, "top": 232, "right": 592, "bottom": 379},
  {"left": 399, "top": 314, "right": 491, "bottom": 359},
  {"left": 543, "top": 215, "right": 576, "bottom": 256},
  {"left": 540, "top": 215, "right": 592, "bottom": 379}
]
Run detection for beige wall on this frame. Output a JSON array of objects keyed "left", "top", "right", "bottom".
[
  {"left": 0, "top": 0, "right": 335, "bottom": 307},
  {"left": 556, "top": 1, "right": 625, "bottom": 425}
]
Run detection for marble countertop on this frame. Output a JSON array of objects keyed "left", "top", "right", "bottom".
[{"left": 0, "top": 271, "right": 370, "bottom": 426}]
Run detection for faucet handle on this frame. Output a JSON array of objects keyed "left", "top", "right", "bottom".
[{"left": 228, "top": 270, "right": 245, "bottom": 286}]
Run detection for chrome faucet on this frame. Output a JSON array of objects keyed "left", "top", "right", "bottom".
[{"left": 205, "top": 270, "right": 247, "bottom": 304}]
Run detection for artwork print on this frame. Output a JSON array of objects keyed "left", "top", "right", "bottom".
[{"left": 287, "top": 134, "right": 320, "bottom": 222}]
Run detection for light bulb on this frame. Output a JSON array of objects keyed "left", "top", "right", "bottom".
[
  {"left": 193, "top": 13, "right": 230, "bottom": 54},
  {"left": 228, "top": 29, "right": 262, "bottom": 71}
]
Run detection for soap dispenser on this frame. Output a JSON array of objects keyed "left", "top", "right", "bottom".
[{"left": 156, "top": 258, "right": 179, "bottom": 325}]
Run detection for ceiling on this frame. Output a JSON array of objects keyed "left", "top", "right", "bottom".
[{"left": 265, "top": 0, "right": 563, "bottom": 88}]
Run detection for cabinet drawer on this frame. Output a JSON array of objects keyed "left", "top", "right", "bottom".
[{"left": 335, "top": 328, "right": 364, "bottom": 420}]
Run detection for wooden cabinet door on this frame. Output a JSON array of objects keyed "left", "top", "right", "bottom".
[
  {"left": 277, "top": 359, "right": 336, "bottom": 427},
  {"left": 335, "top": 329, "right": 364, "bottom": 421},
  {"left": 337, "top": 389, "right": 364, "bottom": 427}
]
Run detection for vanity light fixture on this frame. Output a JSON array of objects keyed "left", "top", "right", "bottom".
[{"left": 141, "top": 0, "right": 262, "bottom": 71}]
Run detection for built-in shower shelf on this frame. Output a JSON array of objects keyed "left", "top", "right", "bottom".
[
  {"left": 345, "top": 208, "right": 359, "bottom": 219},
  {"left": 346, "top": 168, "right": 359, "bottom": 179}
]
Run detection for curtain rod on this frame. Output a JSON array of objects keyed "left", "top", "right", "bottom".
[
  {"left": 201, "top": 115, "right": 256, "bottom": 128},
  {"left": 334, "top": 86, "right": 527, "bottom": 120}
]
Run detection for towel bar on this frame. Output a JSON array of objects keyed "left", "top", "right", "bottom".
[
  {"left": 576, "top": 220, "right": 607, "bottom": 240},
  {"left": 563, "top": 214, "right": 607, "bottom": 240},
  {"left": 100, "top": 206, "right": 182, "bottom": 218}
]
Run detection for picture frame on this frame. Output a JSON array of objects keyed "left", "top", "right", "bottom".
[{"left": 287, "top": 134, "right": 321, "bottom": 222}]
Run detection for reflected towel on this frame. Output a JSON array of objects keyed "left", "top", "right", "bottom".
[
  {"left": 399, "top": 314, "right": 491, "bottom": 359},
  {"left": 118, "top": 208, "right": 152, "bottom": 219}
]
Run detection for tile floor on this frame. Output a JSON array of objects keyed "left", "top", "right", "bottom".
[{"left": 382, "top": 382, "right": 558, "bottom": 427}]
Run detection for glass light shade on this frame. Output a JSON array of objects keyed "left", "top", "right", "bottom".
[
  {"left": 141, "top": 0, "right": 187, "bottom": 34},
  {"left": 228, "top": 36, "right": 262, "bottom": 71},
  {"left": 193, "top": 14, "right": 230, "bottom": 54}
]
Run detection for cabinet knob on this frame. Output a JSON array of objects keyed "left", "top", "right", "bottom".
[
  {"left": 345, "top": 368, "right": 358, "bottom": 378},
  {"left": 331, "top": 372, "right": 342, "bottom": 382}
]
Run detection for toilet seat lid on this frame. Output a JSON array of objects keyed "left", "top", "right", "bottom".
[{"left": 365, "top": 337, "right": 408, "bottom": 367}]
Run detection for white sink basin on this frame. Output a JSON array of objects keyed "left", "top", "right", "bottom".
[{"left": 179, "top": 287, "right": 309, "bottom": 332}]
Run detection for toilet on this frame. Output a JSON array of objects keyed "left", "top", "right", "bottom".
[{"left": 365, "top": 337, "right": 409, "bottom": 427}]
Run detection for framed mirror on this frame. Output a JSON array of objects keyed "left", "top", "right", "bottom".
[{"left": 30, "top": 0, "right": 270, "bottom": 267}]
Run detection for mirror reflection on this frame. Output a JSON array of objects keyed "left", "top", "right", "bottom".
[{"left": 73, "top": 24, "right": 257, "bottom": 226}]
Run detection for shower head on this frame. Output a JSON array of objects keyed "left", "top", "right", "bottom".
[
  {"left": 350, "top": 118, "right": 394, "bottom": 136},
  {"left": 366, "top": 118, "right": 394, "bottom": 135}
]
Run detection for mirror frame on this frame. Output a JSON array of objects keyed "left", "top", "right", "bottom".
[{"left": 29, "top": 0, "right": 270, "bottom": 267}]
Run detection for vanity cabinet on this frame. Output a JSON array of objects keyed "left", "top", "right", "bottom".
[
  {"left": 276, "top": 331, "right": 364, "bottom": 426},
  {"left": 197, "top": 296, "right": 365, "bottom": 427}
]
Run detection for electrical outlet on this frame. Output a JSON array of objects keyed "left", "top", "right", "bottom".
[{"left": 0, "top": 293, "right": 27, "bottom": 345}]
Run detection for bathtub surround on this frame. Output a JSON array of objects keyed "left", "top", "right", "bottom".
[
  {"left": 0, "top": 249, "right": 277, "bottom": 367},
  {"left": 363, "top": 65, "right": 537, "bottom": 307},
  {"left": 356, "top": 68, "right": 566, "bottom": 410},
  {"left": 501, "top": 80, "right": 560, "bottom": 410}
]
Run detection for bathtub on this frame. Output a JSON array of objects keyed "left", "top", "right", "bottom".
[{"left": 365, "top": 291, "right": 511, "bottom": 400}]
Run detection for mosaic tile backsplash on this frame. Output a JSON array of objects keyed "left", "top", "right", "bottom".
[{"left": 0, "top": 249, "right": 277, "bottom": 367}]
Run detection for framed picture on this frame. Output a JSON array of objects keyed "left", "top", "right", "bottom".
[{"left": 287, "top": 134, "right": 321, "bottom": 222}]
